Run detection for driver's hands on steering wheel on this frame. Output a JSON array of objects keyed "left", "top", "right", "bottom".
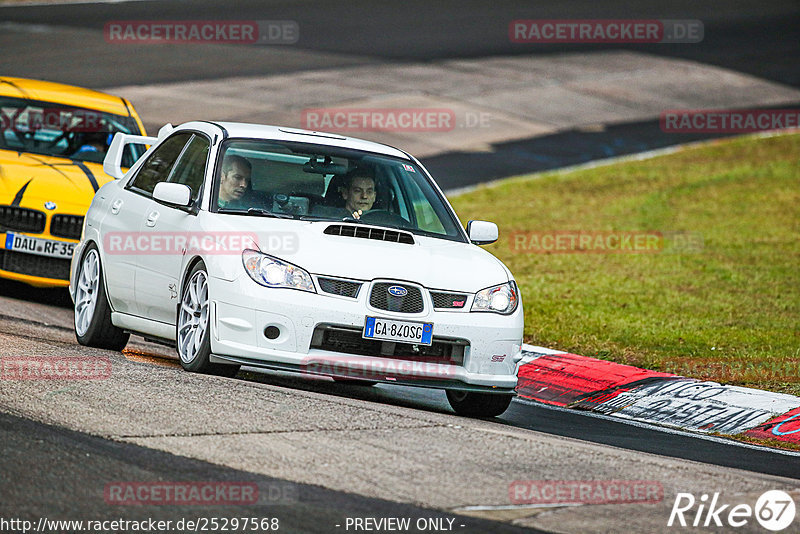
[{"left": 351, "top": 209, "right": 364, "bottom": 219}]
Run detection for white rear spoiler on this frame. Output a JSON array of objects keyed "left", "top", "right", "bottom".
[{"left": 103, "top": 123, "right": 174, "bottom": 179}]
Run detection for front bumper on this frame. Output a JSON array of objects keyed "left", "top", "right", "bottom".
[
  {"left": 0, "top": 232, "right": 76, "bottom": 288},
  {"left": 208, "top": 274, "right": 523, "bottom": 392}
]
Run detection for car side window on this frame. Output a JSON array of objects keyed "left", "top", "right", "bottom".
[
  {"left": 397, "top": 168, "right": 447, "bottom": 235},
  {"left": 166, "top": 134, "right": 210, "bottom": 202},
  {"left": 128, "top": 133, "right": 192, "bottom": 196}
]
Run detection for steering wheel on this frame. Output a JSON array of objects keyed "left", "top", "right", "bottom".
[{"left": 359, "top": 210, "right": 411, "bottom": 228}]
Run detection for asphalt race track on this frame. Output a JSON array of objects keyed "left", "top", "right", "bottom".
[
  {"left": 2, "top": 1, "right": 799, "bottom": 187},
  {"left": 1, "top": 1, "right": 800, "bottom": 532},
  {"left": 1, "top": 412, "right": 541, "bottom": 534},
  {"left": 0, "top": 281, "right": 798, "bottom": 532},
  {"left": 1, "top": 0, "right": 798, "bottom": 87}
]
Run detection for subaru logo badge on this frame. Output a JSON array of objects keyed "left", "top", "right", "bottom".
[
  {"left": 388, "top": 285, "right": 407, "bottom": 297},
  {"left": 44, "top": 201, "right": 56, "bottom": 210}
]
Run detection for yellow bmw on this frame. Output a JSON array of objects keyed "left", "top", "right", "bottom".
[{"left": 0, "top": 77, "right": 146, "bottom": 288}]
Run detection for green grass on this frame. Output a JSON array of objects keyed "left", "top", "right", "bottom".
[{"left": 450, "top": 133, "right": 800, "bottom": 396}]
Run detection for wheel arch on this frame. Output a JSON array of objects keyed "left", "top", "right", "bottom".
[
  {"left": 180, "top": 255, "right": 207, "bottom": 295},
  {"left": 176, "top": 255, "right": 208, "bottom": 323},
  {"left": 74, "top": 239, "right": 114, "bottom": 310}
]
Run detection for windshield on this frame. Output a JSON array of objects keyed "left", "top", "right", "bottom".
[
  {"left": 213, "top": 139, "right": 467, "bottom": 242},
  {"left": 0, "top": 95, "right": 145, "bottom": 166}
]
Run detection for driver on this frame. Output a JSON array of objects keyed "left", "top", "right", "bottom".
[
  {"left": 341, "top": 171, "right": 376, "bottom": 219},
  {"left": 218, "top": 155, "right": 252, "bottom": 208},
  {"left": 71, "top": 131, "right": 109, "bottom": 162}
]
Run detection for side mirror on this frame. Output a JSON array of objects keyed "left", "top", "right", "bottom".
[
  {"left": 467, "top": 220, "right": 498, "bottom": 245},
  {"left": 153, "top": 182, "right": 192, "bottom": 207}
]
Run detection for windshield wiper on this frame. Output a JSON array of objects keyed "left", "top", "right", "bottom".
[
  {"left": 247, "top": 208, "right": 296, "bottom": 219},
  {"left": 294, "top": 214, "right": 336, "bottom": 221},
  {"left": 217, "top": 208, "right": 296, "bottom": 219}
]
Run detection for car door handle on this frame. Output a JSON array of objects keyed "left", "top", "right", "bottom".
[
  {"left": 145, "top": 211, "right": 160, "bottom": 227},
  {"left": 110, "top": 199, "right": 123, "bottom": 214}
]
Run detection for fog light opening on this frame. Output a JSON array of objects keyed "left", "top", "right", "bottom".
[{"left": 264, "top": 326, "right": 281, "bottom": 340}]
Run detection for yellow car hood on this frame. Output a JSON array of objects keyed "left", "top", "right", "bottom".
[{"left": 0, "top": 149, "right": 112, "bottom": 215}]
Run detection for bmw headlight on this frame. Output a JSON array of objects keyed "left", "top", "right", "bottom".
[
  {"left": 471, "top": 281, "right": 519, "bottom": 314},
  {"left": 242, "top": 249, "right": 315, "bottom": 292}
]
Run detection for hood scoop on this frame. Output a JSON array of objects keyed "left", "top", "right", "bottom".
[{"left": 324, "top": 224, "right": 415, "bottom": 245}]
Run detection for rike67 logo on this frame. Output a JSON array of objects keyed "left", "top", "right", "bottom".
[{"left": 668, "top": 490, "right": 796, "bottom": 531}]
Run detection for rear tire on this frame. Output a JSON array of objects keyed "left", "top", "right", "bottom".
[
  {"left": 177, "top": 261, "right": 240, "bottom": 378},
  {"left": 74, "top": 244, "right": 129, "bottom": 351},
  {"left": 446, "top": 390, "right": 514, "bottom": 418}
]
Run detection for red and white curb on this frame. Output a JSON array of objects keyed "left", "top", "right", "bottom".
[{"left": 517, "top": 345, "right": 800, "bottom": 446}]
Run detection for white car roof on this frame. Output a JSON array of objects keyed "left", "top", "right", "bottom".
[{"left": 212, "top": 122, "right": 411, "bottom": 160}]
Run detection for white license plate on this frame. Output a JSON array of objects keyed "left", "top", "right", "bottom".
[
  {"left": 4, "top": 233, "right": 75, "bottom": 259},
  {"left": 363, "top": 317, "right": 433, "bottom": 345}
]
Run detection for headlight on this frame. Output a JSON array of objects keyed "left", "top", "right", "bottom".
[
  {"left": 471, "top": 281, "right": 519, "bottom": 314},
  {"left": 242, "top": 249, "right": 315, "bottom": 293}
]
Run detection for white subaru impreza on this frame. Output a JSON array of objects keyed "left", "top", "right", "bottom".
[{"left": 70, "top": 121, "right": 523, "bottom": 417}]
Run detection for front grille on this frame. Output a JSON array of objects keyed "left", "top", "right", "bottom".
[
  {"left": 0, "top": 249, "right": 70, "bottom": 280},
  {"left": 310, "top": 325, "right": 466, "bottom": 364},
  {"left": 50, "top": 214, "right": 83, "bottom": 240},
  {"left": 369, "top": 282, "right": 424, "bottom": 313},
  {"left": 318, "top": 277, "right": 362, "bottom": 298},
  {"left": 431, "top": 291, "right": 469, "bottom": 309},
  {"left": 0, "top": 206, "right": 46, "bottom": 234},
  {"left": 324, "top": 224, "right": 414, "bottom": 244}
]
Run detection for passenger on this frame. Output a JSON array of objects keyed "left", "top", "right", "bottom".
[
  {"left": 71, "top": 132, "right": 109, "bottom": 162},
  {"left": 341, "top": 172, "right": 376, "bottom": 219},
  {"left": 218, "top": 155, "right": 252, "bottom": 208}
]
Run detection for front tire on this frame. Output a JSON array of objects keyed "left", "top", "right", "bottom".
[
  {"left": 177, "top": 262, "right": 240, "bottom": 378},
  {"left": 74, "top": 244, "right": 129, "bottom": 351},
  {"left": 446, "top": 390, "right": 514, "bottom": 418}
]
